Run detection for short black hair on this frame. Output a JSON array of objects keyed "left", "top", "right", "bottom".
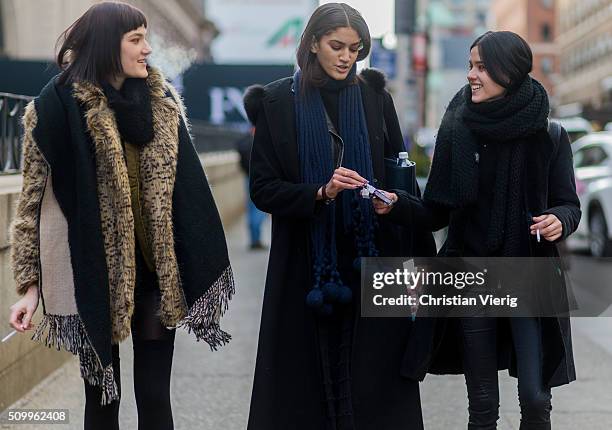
[
  {"left": 56, "top": 1, "right": 147, "bottom": 86},
  {"left": 296, "top": 3, "right": 371, "bottom": 92},
  {"left": 470, "top": 31, "right": 532, "bottom": 92}
]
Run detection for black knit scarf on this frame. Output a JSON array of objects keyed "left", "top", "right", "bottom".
[
  {"left": 294, "top": 66, "right": 377, "bottom": 315},
  {"left": 424, "top": 76, "right": 550, "bottom": 255},
  {"left": 102, "top": 78, "right": 154, "bottom": 146}
]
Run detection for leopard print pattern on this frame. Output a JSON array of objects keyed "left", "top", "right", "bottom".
[
  {"left": 10, "top": 102, "right": 49, "bottom": 295},
  {"left": 73, "top": 82, "right": 136, "bottom": 343}
]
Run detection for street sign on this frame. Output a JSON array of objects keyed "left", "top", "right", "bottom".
[{"left": 205, "top": 0, "right": 318, "bottom": 64}]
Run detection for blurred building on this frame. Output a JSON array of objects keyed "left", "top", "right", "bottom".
[
  {"left": 205, "top": 0, "right": 317, "bottom": 64},
  {"left": 422, "top": 0, "right": 491, "bottom": 128},
  {"left": 491, "top": 0, "right": 557, "bottom": 100},
  {"left": 555, "top": 0, "right": 612, "bottom": 125},
  {"left": 0, "top": 0, "right": 217, "bottom": 78}
]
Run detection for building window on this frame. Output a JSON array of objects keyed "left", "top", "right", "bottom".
[
  {"left": 541, "top": 23, "right": 552, "bottom": 41},
  {"left": 541, "top": 57, "right": 553, "bottom": 75}
]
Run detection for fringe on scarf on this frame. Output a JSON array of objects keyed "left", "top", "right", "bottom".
[
  {"left": 178, "top": 265, "right": 235, "bottom": 351},
  {"left": 32, "top": 313, "right": 119, "bottom": 405}
]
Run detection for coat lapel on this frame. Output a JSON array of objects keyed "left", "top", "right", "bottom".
[
  {"left": 358, "top": 80, "right": 386, "bottom": 184},
  {"left": 73, "top": 80, "right": 136, "bottom": 343},
  {"left": 138, "top": 70, "right": 188, "bottom": 327}
]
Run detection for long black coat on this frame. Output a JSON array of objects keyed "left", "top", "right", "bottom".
[
  {"left": 392, "top": 124, "right": 580, "bottom": 388},
  {"left": 245, "top": 69, "right": 436, "bottom": 430}
]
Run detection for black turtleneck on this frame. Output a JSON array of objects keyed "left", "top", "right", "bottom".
[{"left": 320, "top": 85, "right": 340, "bottom": 131}]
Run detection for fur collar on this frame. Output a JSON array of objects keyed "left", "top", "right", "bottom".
[
  {"left": 243, "top": 68, "right": 387, "bottom": 126},
  {"left": 72, "top": 67, "right": 187, "bottom": 342}
]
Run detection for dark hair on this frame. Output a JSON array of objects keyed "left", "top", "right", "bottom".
[
  {"left": 56, "top": 1, "right": 147, "bottom": 86},
  {"left": 470, "top": 31, "right": 532, "bottom": 92},
  {"left": 296, "top": 2, "right": 371, "bottom": 91}
]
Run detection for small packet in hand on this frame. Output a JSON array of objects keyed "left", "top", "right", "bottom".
[{"left": 361, "top": 184, "right": 393, "bottom": 205}]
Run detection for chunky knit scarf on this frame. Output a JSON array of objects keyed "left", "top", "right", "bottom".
[
  {"left": 425, "top": 76, "right": 550, "bottom": 255},
  {"left": 294, "top": 67, "right": 377, "bottom": 315},
  {"left": 101, "top": 78, "right": 154, "bottom": 146}
]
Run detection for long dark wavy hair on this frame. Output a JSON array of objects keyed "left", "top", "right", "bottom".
[
  {"left": 56, "top": 1, "right": 147, "bottom": 86},
  {"left": 296, "top": 2, "right": 371, "bottom": 92}
]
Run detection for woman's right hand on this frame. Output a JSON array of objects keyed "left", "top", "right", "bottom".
[
  {"left": 324, "top": 167, "right": 368, "bottom": 199},
  {"left": 372, "top": 190, "right": 398, "bottom": 215},
  {"left": 9, "top": 284, "right": 39, "bottom": 332}
]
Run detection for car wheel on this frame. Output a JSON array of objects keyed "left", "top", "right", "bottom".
[{"left": 589, "top": 208, "right": 611, "bottom": 257}]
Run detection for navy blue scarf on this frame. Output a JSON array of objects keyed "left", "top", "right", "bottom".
[{"left": 294, "top": 67, "right": 377, "bottom": 315}]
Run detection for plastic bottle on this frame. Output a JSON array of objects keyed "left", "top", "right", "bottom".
[{"left": 397, "top": 151, "right": 410, "bottom": 167}]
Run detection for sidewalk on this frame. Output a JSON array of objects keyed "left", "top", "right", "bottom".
[{"left": 3, "top": 217, "right": 612, "bottom": 429}]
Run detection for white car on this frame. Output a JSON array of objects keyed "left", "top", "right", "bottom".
[{"left": 567, "top": 132, "right": 612, "bottom": 256}]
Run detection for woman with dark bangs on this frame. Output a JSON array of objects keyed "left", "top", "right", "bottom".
[
  {"left": 244, "top": 3, "right": 436, "bottom": 429},
  {"left": 7, "top": 2, "right": 235, "bottom": 429}
]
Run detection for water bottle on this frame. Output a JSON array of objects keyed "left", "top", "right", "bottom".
[{"left": 397, "top": 151, "right": 410, "bottom": 167}]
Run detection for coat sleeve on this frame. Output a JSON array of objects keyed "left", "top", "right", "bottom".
[
  {"left": 249, "top": 107, "right": 323, "bottom": 218},
  {"left": 388, "top": 190, "right": 450, "bottom": 232},
  {"left": 10, "top": 102, "right": 48, "bottom": 295},
  {"left": 543, "top": 127, "right": 581, "bottom": 241}
]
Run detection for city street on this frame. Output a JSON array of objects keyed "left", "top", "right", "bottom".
[{"left": 3, "top": 218, "right": 612, "bottom": 429}]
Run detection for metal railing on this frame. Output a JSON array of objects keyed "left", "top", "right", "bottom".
[
  {"left": 0, "top": 92, "right": 33, "bottom": 174},
  {"left": 0, "top": 93, "right": 249, "bottom": 174}
]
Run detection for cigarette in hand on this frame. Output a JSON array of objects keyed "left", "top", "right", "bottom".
[
  {"left": 1, "top": 330, "right": 17, "bottom": 343},
  {"left": 536, "top": 229, "right": 541, "bottom": 243}
]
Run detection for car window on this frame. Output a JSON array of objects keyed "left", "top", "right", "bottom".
[{"left": 574, "top": 145, "right": 609, "bottom": 168}]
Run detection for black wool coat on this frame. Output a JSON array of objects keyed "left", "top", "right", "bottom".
[
  {"left": 245, "top": 69, "right": 436, "bottom": 430},
  {"left": 392, "top": 124, "right": 580, "bottom": 388}
]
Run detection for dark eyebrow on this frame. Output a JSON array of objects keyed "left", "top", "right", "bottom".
[
  {"left": 128, "top": 32, "right": 145, "bottom": 38},
  {"left": 330, "top": 39, "right": 361, "bottom": 47}
]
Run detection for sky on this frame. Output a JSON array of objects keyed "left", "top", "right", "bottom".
[{"left": 319, "top": 0, "right": 395, "bottom": 38}]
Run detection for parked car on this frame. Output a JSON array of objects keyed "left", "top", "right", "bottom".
[{"left": 567, "top": 132, "right": 612, "bottom": 256}]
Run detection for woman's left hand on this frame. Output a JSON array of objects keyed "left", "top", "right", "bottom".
[
  {"left": 372, "top": 191, "right": 398, "bottom": 215},
  {"left": 531, "top": 213, "right": 563, "bottom": 242}
]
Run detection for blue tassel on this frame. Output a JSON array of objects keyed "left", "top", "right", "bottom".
[
  {"left": 306, "top": 289, "right": 324, "bottom": 309},
  {"left": 322, "top": 282, "right": 341, "bottom": 302}
]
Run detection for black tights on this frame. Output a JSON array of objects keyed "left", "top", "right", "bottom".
[
  {"left": 461, "top": 317, "right": 552, "bottom": 430},
  {"left": 84, "top": 261, "right": 176, "bottom": 430}
]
